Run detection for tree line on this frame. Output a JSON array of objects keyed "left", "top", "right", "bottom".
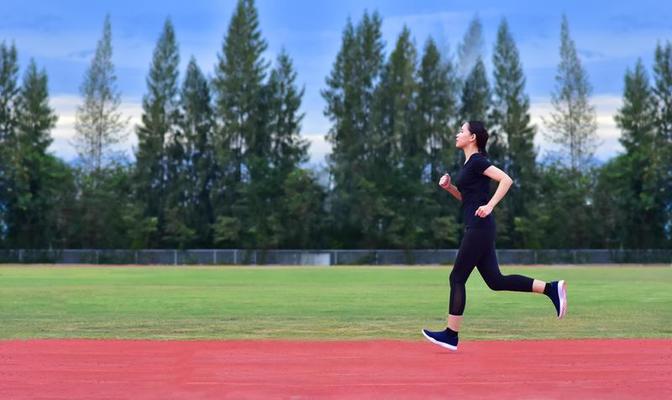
[{"left": 0, "top": 0, "right": 670, "bottom": 250}]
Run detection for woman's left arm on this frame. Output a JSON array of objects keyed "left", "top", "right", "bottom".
[{"left": 475, "top": 166, "right": 514, "bottom": 218}]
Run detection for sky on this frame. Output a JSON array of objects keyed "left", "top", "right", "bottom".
[{"left": 2, "top": 0, "right": 671, "bottom": 167}]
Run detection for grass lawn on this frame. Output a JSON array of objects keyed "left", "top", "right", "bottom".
[{"left": 1, "top": 265, "right": 671, "bottom": 340}]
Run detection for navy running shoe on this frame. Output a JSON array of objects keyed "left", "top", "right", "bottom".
[
  {"left": 421, "top": 328, "right": 458, "bottom": 351},
  {"left": 547, "top": 280, "right": 568, "bottom": 319}
]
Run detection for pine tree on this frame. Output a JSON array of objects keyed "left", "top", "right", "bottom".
[
  {"left": 0, "top": 42, "right": 19, "bottom": 144},
  {"left": 134, "top": 18, "right": 181, "bottom": 247},
  {"left": 543, "top": 15, "right": 597, "bottom": 172},
  {"left": 73, "top": 15, "right": 128, "bottom": 173},
  {"left": 417, "top": 37, "right": 458, "bottom": 183},
  {"left": 416, "top": 37, "right": 460, "bottom": 247},
  {"left": 371, "top": 26, "right": 422, "bottom": 247},
  {"left": 595, "top": 59, "right": 664, "bottom": 248},
  {"left": 180, "top": 57, "right": 216, "bottom": 246},
  {"left": 491, "top": 18, "right": 537, "bottom": 247},
  {"left": 212, "top": 0, "right": 269, "bottom": 248},
  {"left": 280, "top": 169, "right": 325, "bottom": 248},
  {"left": 265, "top": 51, "right": 324, "bottom": 248},
  {"left": 652, "top": 42, "right": 672, "bottom": 245},
  {"left": 322, "top": 11, "right": 385, "bottom": 247},
  {"left": 242, "top": 49, "right": 310, "bottom": 250},
  {"left": 616, "top": 60, "right": 657, "bottom": 153},
  {"left": 267, "top": 49, "right": 308, "bottom": 175},
  {"left": 460, "top": 58, "right": 490, "bottom": 127},
  {"left": 5, "top": 60, "right": 61, "bottom": 247},
  {"left": 0, "top": 42, "right": 20, "bottom": 244},
  {"left": 212, "top": 0, "right": 268, "bottom": 180}
]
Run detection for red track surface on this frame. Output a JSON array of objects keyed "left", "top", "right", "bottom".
[{"left": 1, "top": 339, "right": 671, "bottom": 399}]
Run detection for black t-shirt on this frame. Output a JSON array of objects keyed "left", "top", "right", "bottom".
[{"left": 454, "top": 152, "right": 494, "bottom": 229}]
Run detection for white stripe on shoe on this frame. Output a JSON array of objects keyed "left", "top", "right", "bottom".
[
  {"left": 421, "top": 330, "right": 458, "bottom": 351},
  {"left": 558, "top": 280, "right": 568, "bottom": 319}
]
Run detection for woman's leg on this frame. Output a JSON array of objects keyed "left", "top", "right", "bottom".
[
  {"left": 475, "top": 234, "right": 568, "bottom": 317},
  {"left": 447, "top": 230, "right": 482, "bottom": 331},
  {"left": 475, "top": 231, "right": 536, "bottom": 292}
]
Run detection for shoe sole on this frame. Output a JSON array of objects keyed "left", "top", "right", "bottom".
[
  {"left": 558, "top": 280, "right": 568, "bottom": 319},
  {"left": 421, "top": 330, "right": 457, "bottom": 351}
]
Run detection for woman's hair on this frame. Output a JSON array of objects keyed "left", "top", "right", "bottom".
[{"left": 468, "top": 120, "right": 489, "bottom": 156}]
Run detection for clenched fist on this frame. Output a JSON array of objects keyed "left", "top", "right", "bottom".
[{"left": 439, "top": 173, "right": 451, "bottom": 189}]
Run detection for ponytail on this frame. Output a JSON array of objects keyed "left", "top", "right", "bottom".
[{"left": 468, "top": 120, "right": 489, "bottom": 156}]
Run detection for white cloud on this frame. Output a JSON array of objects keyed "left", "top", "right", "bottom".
[
  {"left": 47, "top": 93, "right": 624, "bottom": 166},
  {"left": 530, "top": 94, "right": 623, "bottom": 161},
  {"left": 301, "top": 132, "right": 330, "bottom": 166},
  {"left": 49, "top": 94, "right": 142, "bottom": 162}
]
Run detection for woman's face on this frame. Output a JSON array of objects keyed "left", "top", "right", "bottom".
[{"left": 455, "top": 122, "right": 474, "bottom": 149}]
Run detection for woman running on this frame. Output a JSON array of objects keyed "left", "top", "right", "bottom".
[{"left": 422, "top": 121, "right": 567, "bottom": 351}]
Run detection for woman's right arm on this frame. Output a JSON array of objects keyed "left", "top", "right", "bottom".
[{"left": 439, "top": 174, "right": 462, "bottom": 202}]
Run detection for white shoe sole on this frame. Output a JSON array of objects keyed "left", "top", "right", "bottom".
[
  {"left": 421, "top": 330, "right": 457, "bottom": 351},
  {"left": 558, "top": 280, "right": 568, "bottom": 319}
]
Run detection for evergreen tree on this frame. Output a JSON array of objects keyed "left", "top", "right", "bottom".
[
  {"left": 371, "top": 26, "right": 424, "bottom": 247},
  {"left": 543, "top": 15, "right": 597, "bottom": 172},
  {"left": 652, "top": 42, "right": 672, "bottom": 244},
  {"left": 4, "top": 60, "right": 63, "bottom": 247},
  {"left": 417, "top": 37, "right": 458, "bottom": 183},
  {"left": 134, "top": 18, "right": 181, "bottom": 247},
  {"left": 267, "top": 50, "right": 308, "bottom": 176},
  {"left": 279, "top": 169, "right": 325, "bottom": 248},
  {"left": 459, "top": 57, "right": 491, "bottom": 153},
  {"left": 212, "top": 0, "right": 269, "bottom": 248},
  {"left": 0, "top": 42, "right": 19, "bottom": 144},
  {"left": 73, "top": 15, "right": 128, "bottom": 173},
  {"left": 0, "top": 42, "right": 20, "bottom": 244},
  {"left": 266, "top": 50, "right": 325, "bottom": 249},
  {"left": 416, "top": 37, "right": 460, "bottom": 247},
  {"left": 180, "top": 57, "right": 216, "bottom": 247},
  {"left": 594, "top": 61, "right": 660, "bottom": 248},
  {"left": 460, "top": 58, "right": 490, "bottom": 122},
  {"left": 72, "top": 164, "right": 136, "bottom": 248},
  {"left": 322, "top": 11, "right": 385, "bottom": 247},
  {"left": 491, "top": 19, "right": 537, "bottom": 247}
]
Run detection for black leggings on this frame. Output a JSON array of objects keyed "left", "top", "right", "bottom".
[{"left": 449, "top": 227, "right": 534, "bottom": 316}]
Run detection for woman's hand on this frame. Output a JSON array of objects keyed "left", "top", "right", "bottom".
[
  {"left": 439, "top": 173, "right": 451, "bottom": 190},
  {"left": 475, "top": 204, "right": 493, "bottom": 218}
]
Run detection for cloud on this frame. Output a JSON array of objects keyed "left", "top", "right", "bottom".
[
  {"left": 47, "top": 92, "right": 625, "bottom": 166},
  {"left": 301, "top": 132, "right": 330, "bottom": 166},
  {"left": 530, "top": 94, "right": 623, "bottom": 162},
  {"left": 49, "top": 94, "right": 142, "bottom": 162}
]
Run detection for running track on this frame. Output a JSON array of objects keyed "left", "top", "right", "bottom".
[{"left": 1, "top": 339, "right": 671, "bottom": 399}]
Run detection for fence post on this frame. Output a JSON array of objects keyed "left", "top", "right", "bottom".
[
  {"left": 213, "top": 250, "right": 217, "bottom": 265},
  {"left": 174, "top": 250, "right": 178, "bottom": 266}
]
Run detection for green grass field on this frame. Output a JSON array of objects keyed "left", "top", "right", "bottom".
[{"left": 1, "top": 265, "right": 671, "bottom": 340}]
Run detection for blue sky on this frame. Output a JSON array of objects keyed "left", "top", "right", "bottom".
[{"left": 2, "top": 0, "right": 671, "bottom": 165}]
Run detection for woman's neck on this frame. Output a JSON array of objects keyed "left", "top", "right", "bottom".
[{"left": 463, "top": 147, "right": 479, "bottom": 164}]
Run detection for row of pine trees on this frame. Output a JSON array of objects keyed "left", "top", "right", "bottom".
[{"left": 0, "top": 0, "right": 670, "bottom": 250}]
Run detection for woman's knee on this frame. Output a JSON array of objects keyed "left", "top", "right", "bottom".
[
  {"left": 449, "top": 270, "right": 465, "bottom": 286},
  {"left": 484, "top": 274, "right": 505, "bottom": 291}
]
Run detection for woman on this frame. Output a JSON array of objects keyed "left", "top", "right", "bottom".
[{"left": 422, "top": 121, "right": 567, "bottom": 351}]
